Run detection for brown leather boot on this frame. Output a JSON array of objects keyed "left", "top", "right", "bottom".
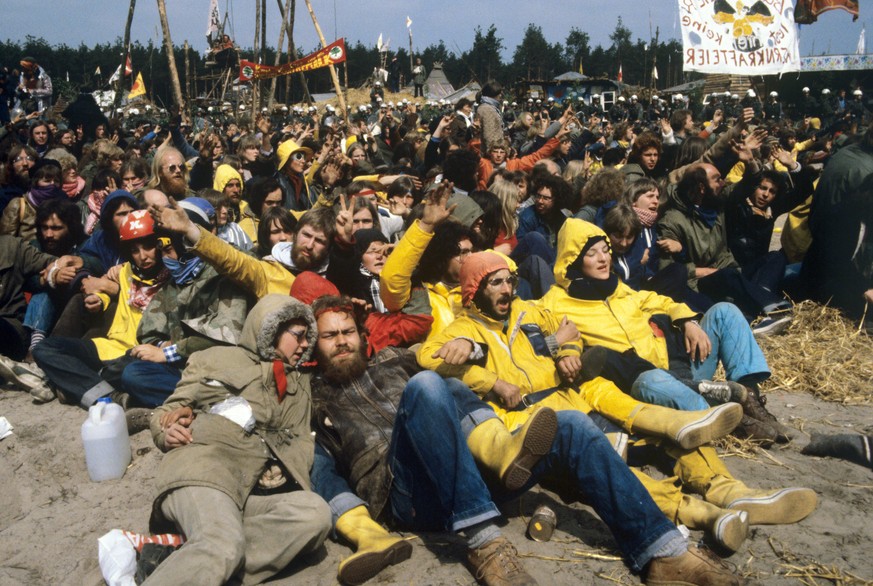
[
  {"left": 467, "top": 536, "right": 537, "bottom": 586},
  {"left": 645, "top": 544, "right": 741, "bottom": 585},
  {"left": 732, "top": 415, "right": 779, "bottom": 446},
  {"left": 738, "top": 386, "right": 793, "bottom": 443}
]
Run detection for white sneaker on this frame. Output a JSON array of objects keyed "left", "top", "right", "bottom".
[{"left": 0, "top": 355, "right": 47, "bottom": 392}]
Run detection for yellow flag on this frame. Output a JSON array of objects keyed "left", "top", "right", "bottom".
[{"left": 129, "top": 72, "right": 146, "bottom": 99}]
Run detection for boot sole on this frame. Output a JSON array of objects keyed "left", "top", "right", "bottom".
[
  {"left": 727, "top": 487, "right": 818, "bottom": 525},
  {"left": 674, "top": 403, "right": 743, "bottom": 450},
  {"left": 713, "top": 510, "right": 748, "bottom": 553},
  {"left": 338, "top": 539, "right": 413, "bottom": 585},
  {"left": 503, "top": 407, "right": 558, "bottom": 491}
]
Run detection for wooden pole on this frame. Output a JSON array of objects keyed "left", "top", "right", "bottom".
[
  {"left": 156, "top": 0, "right": 184, "bottom": 109},
  {"left": 269, "top": 0, "right": 293, "bottom": 109},
  {"left": 114, "top": 0, "right": 137, "bottom": 112},
  {"left": 183, "top": 40, "right": 191, "bottom": 106},
  {"left": 276, "top": 0, "right": 312, "bottom": 105},
  {"left": 303, "top": 0, "right": 347, "bottom": 123},
  {"left": 252, "top": 0, "right": 261, "bottom": 113},
  {"left": 260, "top": 0, "right": 267, "bottom": 110}
]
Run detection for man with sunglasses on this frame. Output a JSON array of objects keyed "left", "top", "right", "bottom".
[{"left": 148, "top": 147, "right": 194, "bottom": 200}]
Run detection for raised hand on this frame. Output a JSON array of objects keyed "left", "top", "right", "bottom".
[
  {"left": 334, "top": 194, "right": 354, "bottom": 244},
  {"left": 420, "top": 180, "right": 456, "bottom": 231}
]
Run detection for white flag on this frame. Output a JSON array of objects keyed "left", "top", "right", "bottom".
[
  {"left": 206, "top": 0, "right": 220, "bottom": 37},
  {"left": 857, "top": 26, "right": 866, "bottom": 55},
  {"left": 377, "top": 33, "right": 383, "bottom": 51},
  {"left": 108, "top": 64, "right": 122, "bottom": 84},
  {"left": 95, "top": 66, "right": 102, "bottom": 76},
  {"left": 406, "top": 16, "right": 412, "bottom": 28},
  {"left": 652, "top": 64, "right": 659, "bottom": 80}
]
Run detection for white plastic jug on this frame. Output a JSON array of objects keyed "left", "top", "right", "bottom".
[{"left": 82, "top": 398, "right": 131, "bottom": 482}]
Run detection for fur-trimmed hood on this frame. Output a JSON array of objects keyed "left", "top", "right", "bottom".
[{"left": 238, "top": 294, "right": 318, "bottom": 364}]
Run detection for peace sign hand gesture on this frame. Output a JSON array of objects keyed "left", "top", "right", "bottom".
[{"left": 334, "top": 194, "right": 355, "bottom": 245}]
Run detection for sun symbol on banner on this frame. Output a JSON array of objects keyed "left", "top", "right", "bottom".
[{"left": 713, "top": 0, "right": 775, "bottom": 51}]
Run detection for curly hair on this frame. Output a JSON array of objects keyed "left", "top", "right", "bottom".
[
  {"left": 416, "top": 221, "right": 478, "bottom": 284},
  {"left": 580, "top": 168, "right": 625, "bottom": 208}
]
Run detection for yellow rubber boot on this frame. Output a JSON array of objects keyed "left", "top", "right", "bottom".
[
  {"left": 704, "top": 476, "right": 818, "bottom": 525},
  {"left": 335, "top": 506, "right": 413, "bottom": 585},
  {"left": 671, "top": 447, "right": 818, "bottom": 525},
  {"left": 676, "top": 495, "right": 749, "bottom": 553},
  {"left": 628, "top": 403, "right": 742, "bottom": 449},
  {"left": 466, "top": 408, "right": 558, "bottom": 491}
]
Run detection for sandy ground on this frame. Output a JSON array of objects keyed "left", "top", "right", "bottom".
[{"left": 1, "top": 377, "right": 872, "bottom": 586}]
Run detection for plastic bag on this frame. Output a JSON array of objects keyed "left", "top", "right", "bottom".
[
  {"left": 210, "top": 395, "right": 256, "bottom": 433},
  {"left": 98, "top": 529, "right": 185, "bottom": 586},
  {"left": 97, "top": 530, "right": 137, "bottom": 586}
]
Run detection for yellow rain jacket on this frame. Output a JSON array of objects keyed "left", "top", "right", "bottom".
[
  {"left": 539, "top": 218, "right": 696, "bottom": 370},
  {"left": 93, "top": 262, "right": 148, "bottom": 360},
  {"left": 191, "top": 226, "right": 295, "bottom": 299}
]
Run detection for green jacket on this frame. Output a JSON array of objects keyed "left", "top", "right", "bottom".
[
  {"left": 150, "top": 295, "right": 320, "bottom": 523},
  {"left": 0, "top": 235, "right": 54, "bottom": 323},
  {"left": 137, "top": 263, "right": 253, "bottom": 362}
]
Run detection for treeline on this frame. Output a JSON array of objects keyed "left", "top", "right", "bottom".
[{"left": 0, "top": 19, "right": 688, "bottom": 107}]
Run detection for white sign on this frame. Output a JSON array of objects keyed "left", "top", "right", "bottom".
[{"left": 677, "top": 0, "right": 801, "bottom": 74}]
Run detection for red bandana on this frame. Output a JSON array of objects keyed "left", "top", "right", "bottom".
[{"left": 272, "top": 360, "right": 287, "bottom": 402}]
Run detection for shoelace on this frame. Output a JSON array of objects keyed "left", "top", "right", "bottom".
[{"left": 475, "top": 541, "right": 525, "bottom": 580}]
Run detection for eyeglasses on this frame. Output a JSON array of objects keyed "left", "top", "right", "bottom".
[
  {"left": 485, "top": 275, "right": 518, "bottom": 289},
  {"left": 534, "top": 193, "right": 553, "bottom": 202},
  {"left": 291, "top": 151, "right": 307, "bottom": 161},
  {"left": 13, "top": 155, "right": 35, "bottom": 164},
  {"left": 162, "top": 164, "right": 183, "bottom": 173},
  {"left": 285, "top": 327, "right": 308, "bottom": 342}
]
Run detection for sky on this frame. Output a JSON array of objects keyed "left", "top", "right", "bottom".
[{"left": 2, "top": 0, "right": 867, "bottom": 62}]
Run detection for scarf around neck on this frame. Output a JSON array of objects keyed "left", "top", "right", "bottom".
[
  {"left": 163, "top": 254, "right": 206, "bottom": 286},
  {"left": 26, "top": 184, "right": 66, "bottom": 208},
  {"left": 633, "top": 206, "right": 659, "bottom": 228},
  {"left": 128, "top": 267, "right": 171, "bottom": 311}
]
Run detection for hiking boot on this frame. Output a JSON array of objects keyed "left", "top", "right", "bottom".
[
  {"left": 739, "top": 388, "right": 793, "bottom": 443},
  {"left": 752, "top": 314, "right": 791, "bottom": 337},
  {"left": 468, "top": 536, "right": 537, "bottom": 586},
  {"left": 0, "top": 355, "right": 47, "bottom": 392},
  {"left": 645, "top": 544, "right": 740, "bottom": 585},
  {"left": 126, "top": 408, "right": 154, "bottom": 435},
  {"left": 695, "top": 381, "right": 749, "bottom": 405},
  {"left": 29, "top": 381, "right": 56, "bottom": 404},
  {"left": 732, "top": 415, "right": 778, "bottom": 446},
  {"left": 110, "top": 390, "right": 131, "bottom": 411}
]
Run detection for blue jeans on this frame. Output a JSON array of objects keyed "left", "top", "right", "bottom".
[
  {"left": 311, "top": 372, "right": 500, "bottom": 533},
  {"left": 23, "top": 291, "right": 57, "bottom": 334},
  {"left": 690, "top": 302, "right": 770, "bottom": 384},
  {"left": 121, "top": 360, "right": 183, "bottom": 408},
  {"left": 632, "top": 369, "right": 709, "bottom": 411},
  {"left": 525, "top": 410, "right": 683, "bottom": 572}
]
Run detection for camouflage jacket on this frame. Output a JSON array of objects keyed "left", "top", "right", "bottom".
[{"left": 137, "top": 262, "right": 253, "bottom": 362}]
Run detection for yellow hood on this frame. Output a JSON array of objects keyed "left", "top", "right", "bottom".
[
  {"left": 213, "top": 164, "right": 243, "bottom": 194},
  {"left": 553, "top": 218, "right": 609, "bottom": 289}
]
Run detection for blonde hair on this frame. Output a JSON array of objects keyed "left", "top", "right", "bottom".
[
  {"left": 488, "top": 177, "right": 519, "bottom": 237},
  {"left": 146, "top": 146, "right": 188, "bottom": 189},
  {"left": 92, "top": 139, "right": 124, "bottom": 169}
]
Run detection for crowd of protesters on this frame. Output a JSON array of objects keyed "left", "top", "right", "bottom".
[{"left": 2, "top": 53, "right": 871, "bottom": 586}]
